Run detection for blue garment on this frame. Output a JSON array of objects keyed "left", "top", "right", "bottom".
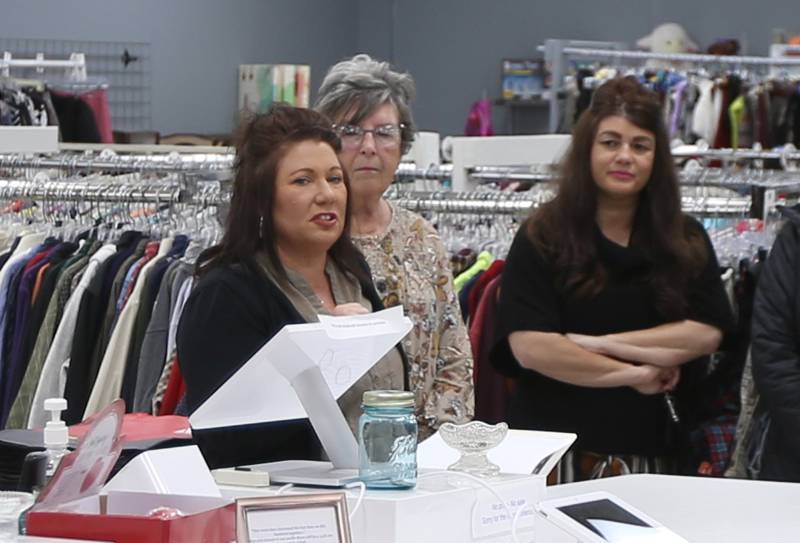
[
  {"left": 99, "top": 231, "right": 144, "bottom": 313},
  {"left": 115, "top": 255, "right": 146, "bottom": 317},
  {"left": 0, "top": 238, "right": 57, "bottom": 386},
  {"left": 1, "top": 242, "right": 77, "bottom": 424},
  {"left": 1, "top": 245, "right": 60, "bottom": 423},
  {"left": 0, "top": 249, "right": 36, "bottom": 387}
]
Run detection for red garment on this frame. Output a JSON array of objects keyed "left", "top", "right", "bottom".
[
  {"left": 31, "top": 263, "right": 51, "bottom": 306},
  {"left": 467, "top": 260, "right": 504, "bottom": 323},
  {"left": 712, "top": 83, "right": 732, "bottom": 149},
  {"left": 22, "top": 246, "right": 57, "bottom": 274},
  {"left": 79, "top": 89, "right": 114, "bottom": 144},
  {"left": 159, "top": 355, "right": 186, "bottom": 416},
  {"left": 469, "top": 275, "right": 512, "bottom": 424}
]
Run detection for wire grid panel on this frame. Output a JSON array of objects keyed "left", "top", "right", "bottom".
[{"left": 0, "top": 38, "right": 152, "bottom": 132}]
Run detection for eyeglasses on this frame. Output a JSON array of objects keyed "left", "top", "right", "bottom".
[{"left": 333, "top": 123, "right": 405, "bottom": 149}]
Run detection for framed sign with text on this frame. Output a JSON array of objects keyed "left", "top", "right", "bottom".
[{"left": 236, "top": 492, "right": 352, "bottom": 543}]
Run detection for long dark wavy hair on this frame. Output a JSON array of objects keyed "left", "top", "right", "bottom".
[
  {"left": 197, "top": 105, "right": 367, "bottom": 282},
  {"left": 527, "top": 77, "right": 707, "bottom": 319}
]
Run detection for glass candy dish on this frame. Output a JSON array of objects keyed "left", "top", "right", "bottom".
[{"left": 439, "top": 421, "right": 508, "bottom": 477}]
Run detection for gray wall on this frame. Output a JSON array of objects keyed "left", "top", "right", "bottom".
[
  {"left": 369, "top": 0, "right": 800, "bottom": 136},
  {"left": 0, "top": 0, "right": 358, "bottom": 134},
  {"left": 2, "top": 1, "right": 797, "bottom": 136}
]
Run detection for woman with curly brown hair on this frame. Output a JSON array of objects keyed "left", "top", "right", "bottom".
[{"left": 492, "top": 77, "right": 734, "bottom": 480}]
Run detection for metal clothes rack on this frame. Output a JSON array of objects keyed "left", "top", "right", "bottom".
[
  {"left": 0, "top": 152, "right": 233, "bottom": 175},
  {"left": 395, "top": 163, "right": 554, "bottom": 184},
  {"left": 385, "top": 189, "right": 751, "bottom": 217},
  {"left": 0, "top": 177, "right": 229, "bottom": 216},
  {"left": 0, "top": 178, "right": 187, "bottom": 205},
  {"left": 0, "top": 176, "right": 753, "bottom": 222},
  {"left": 540, "top": 39, "right": 800, "bottom": 133},
  {"left": 672, "top": 146, "right": 800, "bottom": 164},
  {"left": 0, "top": 147, "right": 790, "bottom": 219}
]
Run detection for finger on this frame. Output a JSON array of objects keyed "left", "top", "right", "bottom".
[{"left": 666, "top": 369, "right": 681, "bottom": 390}]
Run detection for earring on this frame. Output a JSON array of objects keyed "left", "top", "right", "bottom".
[{"left": 258, "top": 215, "right": 264, "bottom": 239}]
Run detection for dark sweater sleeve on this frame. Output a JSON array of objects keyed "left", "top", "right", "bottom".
[
  {"left": 177, "top": 269, "right": 270, "bottom": 412},
  {"left": 751, "top": 221, "right": 800, "bottom": 457},
  {"left": 177, "top": 267, "right": 319, "bottom": 468},
  {"left": 685, "top": 217, "right": 736, "bottom": 333},
  {"left": 490, "top": 224, "right": 562, "bottom": 378}
]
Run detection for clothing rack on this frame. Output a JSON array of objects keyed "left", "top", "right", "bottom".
[
  {"left": 0, "top": 152, "right": 233, "bottom": 175},
  {"left": 0, "top": 178, "right": 188, "bottom": 205},
  {"left": 540, "top": 39, "right": 800, "bottom": 133},
  {"left": 0, "top": 52, "right": 87, "bottom": 81},
  {"left": 385, "top": 189, "right": 751, "bottom": 217},
  {"left": 672, "top": 146, "right": 800, "bottom": 164},
  {"left": 396, "top": 161, "right": 800, "bottom": 189}
]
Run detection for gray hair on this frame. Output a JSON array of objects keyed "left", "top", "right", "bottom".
[{"left": 315, "top": 54, "right": 416, "bottom": 154}]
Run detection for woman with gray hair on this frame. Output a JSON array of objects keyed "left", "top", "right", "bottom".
[{"left": 316, "top": 54, "right": 474, "bottom": 438}]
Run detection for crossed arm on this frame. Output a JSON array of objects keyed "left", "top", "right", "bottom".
[
  {"left": 567, "top": 320, "right": 723, "bottom": 367},
  {"left": 509, "top": 320, "right": 722, "bottom": 395},
  {"left": 508, "top": 330, "right": 682, "bottom": 395}
]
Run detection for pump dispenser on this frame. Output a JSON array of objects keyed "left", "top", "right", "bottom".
[{"left": 42, "top": 398, "right": 69, "bottom": 478}]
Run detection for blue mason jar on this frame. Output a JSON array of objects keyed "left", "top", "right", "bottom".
[{"left": 358, "top": 390, "right": 418, "bottom": 489}]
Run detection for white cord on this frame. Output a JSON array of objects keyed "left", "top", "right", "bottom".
[
  {"left": 343, "top": 480, "right": 366, "bottom": 522},
  {"left": 275, "top": 483, "right": 294, "bottom": 495},
  {"left": 417, "top": 471, "right": 532, "bottom": 543},
  {"left": 272, "top": 474, "right": 530, "bottom": 540},
  {"left": 511, "top": 498, "right": 532, "bottom": 541},
  {"left": 272, "top": 482, "right": 365, "bottom": 523}
]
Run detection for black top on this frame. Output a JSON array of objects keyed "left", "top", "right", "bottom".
[
  {"left": 177, "top": 257, "right": 406, "bottom": 469},
  {"left": 492, "top": 216, "right": 734, "bottom": 456},
  {"left": 752, "top": 205, "right": 800, "bottom": 481}
]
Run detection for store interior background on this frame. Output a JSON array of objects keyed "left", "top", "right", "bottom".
[{"left": 1, "top": 0, "right": 796, "bottom": 137}]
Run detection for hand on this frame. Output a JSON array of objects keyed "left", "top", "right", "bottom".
[
  {"left": 567, "top": 333, "right": 607, "bottom": 355},
  {"left": 331, "top": 303, "right": 369, "bottom": 316},
  {"left": 630, "top": 365, "right": 680, "bottom": 395}
]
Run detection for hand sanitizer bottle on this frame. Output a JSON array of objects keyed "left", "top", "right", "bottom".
[
  {"left": 42, "top": 398, "right": 69, "bottom": 481},
  {"left": 17, "top": 398, "right": 69, "bottom": 536}
]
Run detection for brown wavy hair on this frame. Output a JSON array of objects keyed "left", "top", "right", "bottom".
[
  {"left": 197, "top": 105, "right": 367, "bottom": 282},
  {"left": 527, "top": 77, "right": 706, "bottom": 319}
]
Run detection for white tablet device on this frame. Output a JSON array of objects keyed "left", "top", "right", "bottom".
[{"left": 536, "top": 491, "right": 689, "bottom": 543}]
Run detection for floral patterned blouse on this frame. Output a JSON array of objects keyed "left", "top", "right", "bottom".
[{"left": 352, "top": 202, "right": 475, "bottom": 437}]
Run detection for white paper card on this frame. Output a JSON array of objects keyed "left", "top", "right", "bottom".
[
  {"left": 246, "top": 506, "right": 340, "bottom": 542},
  {"left": 417, "top": 429, "right": 576, "bottom": 476}
]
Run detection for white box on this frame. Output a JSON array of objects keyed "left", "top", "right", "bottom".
[{"left": 222, "top": 471, "right": 557, "bottom": 543}]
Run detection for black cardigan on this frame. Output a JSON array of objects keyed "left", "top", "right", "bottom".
[{"left": 176, "top": 256, "right": 407, "bottom": 468}]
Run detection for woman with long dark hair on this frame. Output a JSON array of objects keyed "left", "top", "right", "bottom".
[
  {"left": 177, "top": 105, "right": 406, "bottom": 468},
  {"left": 492, "top": 77, "right": 734, "bottom": 479}
]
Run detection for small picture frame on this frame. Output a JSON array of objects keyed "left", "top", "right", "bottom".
[{"left": 236, "top": 492, "right": 352, "bottom": 543}]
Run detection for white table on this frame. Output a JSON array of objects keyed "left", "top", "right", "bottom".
[{"left": 545, "top": 474, "right": 800, "bottom": 542}]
